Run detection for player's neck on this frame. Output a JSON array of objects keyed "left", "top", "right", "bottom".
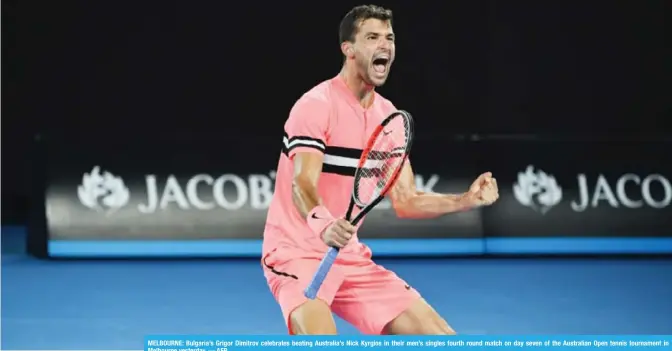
[{"left": 339, "top": 66, "right": 375, "bottom": 108}]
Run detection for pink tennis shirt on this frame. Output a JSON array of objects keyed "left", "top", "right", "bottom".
[
  {"left": 261, "top": 76, "right": 421, "bottom": 335},
  {"left": 262, "top": 75, "right": 398, "bottom": 260}
]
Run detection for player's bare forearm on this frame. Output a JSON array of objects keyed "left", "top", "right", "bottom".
[
  {"left": 393, "top": 191, "right": 471, "bottom": 219},
  {"left": 291, "top": 152, "right": 325, "bottom": 217},
  {"left": 292, "top": 176, "right": 321, "bottom": 217},
  {"left": 389, "top": 163, "right": 472, "bottom": 219}
]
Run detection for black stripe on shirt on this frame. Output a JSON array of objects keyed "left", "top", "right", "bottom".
[
  {"left": 282, "top": 132, "right": 326, "bottom": 154},
  {"left": 281, "top": 137, "right": 403, "bottom": 178},
  {"left": 321, "top": 163, "right": 356, "bottom": 177}
]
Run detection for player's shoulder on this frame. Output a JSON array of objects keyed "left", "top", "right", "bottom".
[{"left": 292, "top": 78, "right": 338, "bottom": 110}]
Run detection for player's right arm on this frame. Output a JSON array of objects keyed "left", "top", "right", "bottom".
[
  {"left": 285, "top": 96, "right": 355, "bottom": 248},
  {"left": 291, "top": 153, "right": 323, "bottom": 217}
]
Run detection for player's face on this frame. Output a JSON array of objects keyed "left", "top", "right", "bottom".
[{"left": 352, "top": 19, "right": 396, "bottom": 87}]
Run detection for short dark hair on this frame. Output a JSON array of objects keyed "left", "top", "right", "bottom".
[{"left": 339, "top": 5, "right": 393, "bottom": 44}]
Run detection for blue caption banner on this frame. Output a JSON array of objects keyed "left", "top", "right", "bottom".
[{"left": 145, "top": 335, "right": 672, "bottom": 351}]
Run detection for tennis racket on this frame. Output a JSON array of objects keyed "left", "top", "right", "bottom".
[{"left": 304, "top": 110, "right": 415, "bottom": 299}]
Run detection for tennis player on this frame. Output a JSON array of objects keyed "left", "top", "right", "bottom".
[{"left": 262, "top": 4, "right": 499, "bottom": 335}]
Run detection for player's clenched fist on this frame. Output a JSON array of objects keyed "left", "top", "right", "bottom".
[
  {"left": 466, "top": 172, "right": 500, "bottom": 207},
  {"left": 322, "top": 219, "right": 356, "bottom": 248}
]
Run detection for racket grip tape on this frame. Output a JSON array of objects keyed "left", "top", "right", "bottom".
[{"left": 304, "top": 247, "right": 339, "bottom": 299}]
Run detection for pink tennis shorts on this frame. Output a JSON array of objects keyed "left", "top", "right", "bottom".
[{"left": 262, "top": 247, "right": 421, "bottom": 335}]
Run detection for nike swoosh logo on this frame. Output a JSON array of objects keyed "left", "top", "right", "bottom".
[
  {"left": 383, "top": 130, "right": 393, "bottom": 135},
  {"left": 311, "top": 213, "right": 321, "bottom": 219}
]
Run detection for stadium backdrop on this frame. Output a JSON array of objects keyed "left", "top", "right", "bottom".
[
  {"left": 27, "top": 134, "right": 672, "bottom": 258},
  {"left": 11, "top": 1, "right": 666, "bottom": 258}
]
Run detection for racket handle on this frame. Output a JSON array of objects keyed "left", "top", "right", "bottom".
[{"left": 304, "top": 247, "right": 339, "bottom": 299}]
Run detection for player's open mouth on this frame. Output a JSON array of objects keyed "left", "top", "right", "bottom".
[{"left": 372, "top": 57, "right": 389, "bottom": 75}]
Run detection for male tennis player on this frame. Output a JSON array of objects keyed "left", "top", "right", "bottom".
[{"left": 262, "top": 5, "right": 499, "bottom": 335}]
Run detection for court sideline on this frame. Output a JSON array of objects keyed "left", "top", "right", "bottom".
[{"left": 2, "top": 228, "right": 671, "bottom": 349}]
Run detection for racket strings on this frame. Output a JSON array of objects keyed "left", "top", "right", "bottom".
[{"left": 354, "top": 118, "right": 410, "bottom": 205}]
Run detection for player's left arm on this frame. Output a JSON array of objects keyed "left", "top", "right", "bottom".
[{"left": 388, "top": 162, "right": 499, "bottom": 219}]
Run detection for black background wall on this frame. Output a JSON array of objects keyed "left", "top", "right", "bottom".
[{"left": 2, "top": 1, "right": 669, "bottom": 225}]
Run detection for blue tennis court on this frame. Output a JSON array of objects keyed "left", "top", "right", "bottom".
[{"left": 2, "top": 227, "right": 671, "bottom": 350}]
